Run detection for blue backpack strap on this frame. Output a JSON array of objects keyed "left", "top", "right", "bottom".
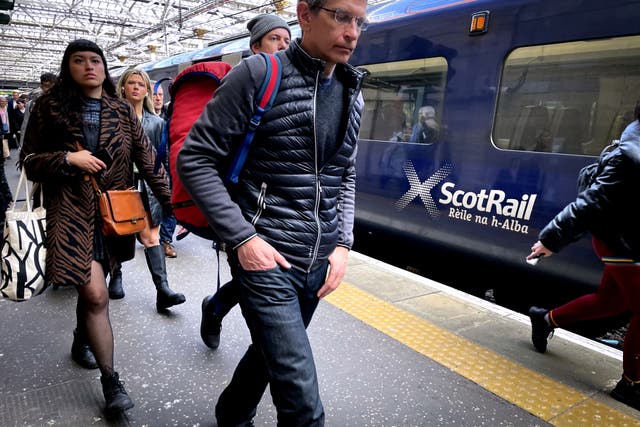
[
  {"left": 153, "top": 77, "right": 171, "bottom": 96},
  {"left": 225, "top": 52, "right": 282, "bottom": 184}
]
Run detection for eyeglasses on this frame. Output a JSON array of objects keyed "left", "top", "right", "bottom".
[{"left": 317, "top": 7, "right": 368, "bottom": 32}]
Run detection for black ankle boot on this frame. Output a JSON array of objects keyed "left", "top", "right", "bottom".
[
  {"left": 108, "top": 264, "right": 124, "bottom": 300},
  {"left": 528, "top": 306, "right": 554, "bottom": 353},
  {"left": 101, "top": 371, "right": 134, "bottom": 416},
  {"left": 611, "top": 376, "right": 640, "bottom": 411},
  {"left": 201, "top": 295, "right": 222, "bottom": 349},
  {"left": 71, "top": 328, "right": 98, "bottom": 370},
  {"left": 144, "top": 245, "right": 186, "bottom": 312}
]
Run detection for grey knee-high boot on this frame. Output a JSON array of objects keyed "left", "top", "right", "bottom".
[{"left": 144, "top": 245, "right": 186, "bottom": 312}]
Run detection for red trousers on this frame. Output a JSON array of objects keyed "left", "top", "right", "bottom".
[{"left": 550, "top": 238, "right": 640, "bottom": 381}]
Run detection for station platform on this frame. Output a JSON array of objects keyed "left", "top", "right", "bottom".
[{"left": 0, "top": 150, "right": 639, "bottom": 426}]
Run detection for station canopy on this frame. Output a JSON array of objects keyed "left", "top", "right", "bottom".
[{"left": 0, "top": 0, "right": 382, "bottom": 88}]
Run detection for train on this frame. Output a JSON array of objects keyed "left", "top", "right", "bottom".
[{"left": 115, "top": 0, "right": 640, "bottom": 332}]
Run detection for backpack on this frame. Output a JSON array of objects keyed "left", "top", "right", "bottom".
[
  {"left": 576, "top": 140, "right": 619, "bottom": 193},
  {"left": 156, "top": 53, "right": 282, "bottom": 240}
]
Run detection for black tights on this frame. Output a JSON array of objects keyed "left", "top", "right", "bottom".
[{"left": 76, "top": 261, "right": 114, "bottom": 377}]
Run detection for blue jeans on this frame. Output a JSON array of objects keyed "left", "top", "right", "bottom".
[
  {"left": 209, "top": 278, "right": 241, "bottom": 318},
  {"left": 159, "top": 214, "right": 177, "bottom": 243},
  {"left": 215, "top": 260, "right": 327, "bottom": 427}
]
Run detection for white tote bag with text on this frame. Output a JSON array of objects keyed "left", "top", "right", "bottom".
[{"left": 1, "top": 168, "right": 47, "bottom": 301}]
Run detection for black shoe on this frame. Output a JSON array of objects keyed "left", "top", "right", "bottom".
[
  {"left": 156, "top": 290, "right": 187, "bottom": 311},
  {"left": 108, "top": 268, "right": 124, "bottom": 300},
  {"left": 529, "top": 306, "right": 554, "bottom": 353},
  {"left": 611, "top": 377, "right": 640, "bottom": 411},
  {"left": 71, "top": 329, "right": 98, "bottom": 370},
  {"left": 101, "top": 372, "right": 135, "bottom": 416},
  {"left": 176, "top": 227, "right": 190, "bottom": 241},
  {"left": 201, "top": 295, "right": 222, "bottom": 349}
]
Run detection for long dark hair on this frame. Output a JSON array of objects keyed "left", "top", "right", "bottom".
[{"left": 37, "top": 39, "right": 116, "bottom": 130}]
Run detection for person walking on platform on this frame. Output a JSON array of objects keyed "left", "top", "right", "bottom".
[
  {"left": 152, "top": 84, "right": 169, "bottom": 119},
  {"left": 247, "top": 12, "right": 292, "bottom": 54},
  {"left": 20, "top": 72, "right": 57, "bottom": 148},
  {"left": 179, "top": 0, "right": 368, "bottom": 424},
  {"left": 109, "top": 69, "right": 186, "bottom": 309},
  {"left": 20, "top": 39, "right": 173, "bottom": 417},
  {"left": 199, "top": 12, "right": 291, "bottom": 350},
  {"left": 151, "top": 81, "right": 179, "bottom": 258},
  {"left": 527, "top": 101, "right": 640, "bottom": 412},
  {"left": 0, "top": 104, "right": 12, "bottom": 243}
]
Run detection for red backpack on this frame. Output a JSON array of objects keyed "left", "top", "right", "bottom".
[{"left": 156, "top": 53, "right": 282, "bottom": 240}]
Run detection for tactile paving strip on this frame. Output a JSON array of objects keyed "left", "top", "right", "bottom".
[{"left": 326, "top": 283, "right": 640, "bottom": 426}]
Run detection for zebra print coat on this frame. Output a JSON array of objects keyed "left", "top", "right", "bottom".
[{"left": 20, "top": 94, "right": 171, "bottom": 286}]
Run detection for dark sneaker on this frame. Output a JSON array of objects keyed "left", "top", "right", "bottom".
[
  {"left": 611, "top": 377, "right": 640, "bottom": 411},
  {"left": 529, "top": 306, "right": 554, "bottom": 353},
  {"left": 71, "top": 329, "right": 98, "bottom": 370},
  {"left": 201, "top": 295, "right": 222, "bottom": 350},
  {"left": 101, "top": 372, "right": 135, "bottom": 416}
]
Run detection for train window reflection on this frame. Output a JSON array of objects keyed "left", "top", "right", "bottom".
[
  {"left": 494, "top": 35, "right": 640, "bottom": 155},
  {"left": 358, "top": 57, "right": 447, "bottom": 144}
]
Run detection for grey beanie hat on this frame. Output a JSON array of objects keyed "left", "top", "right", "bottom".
[{"left": 247, "top": 14, "right": 291, "bottom": 47}]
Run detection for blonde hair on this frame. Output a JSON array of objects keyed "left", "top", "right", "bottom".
[{"left": 116, "top": 68, "right": 155, "bottom": 114}]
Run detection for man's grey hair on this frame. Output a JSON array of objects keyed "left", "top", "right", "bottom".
[{"left": 299, "top": 0, "right": 326, "bottom": 7}]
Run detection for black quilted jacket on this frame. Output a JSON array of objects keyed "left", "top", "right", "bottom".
[
  {"left": 540, "top": 119, "right": 640, "bottom": 259},
  {"left": 178, "top": 39, "right": 366, "bottom": 271}
]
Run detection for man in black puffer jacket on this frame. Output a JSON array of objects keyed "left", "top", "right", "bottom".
[{"left": 178, "top": 1, "right": 368, "bottom": 425}]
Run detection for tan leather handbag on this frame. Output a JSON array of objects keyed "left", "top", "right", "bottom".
[{"left": 90, "top": 176, "right": 146, "bottom": 236}]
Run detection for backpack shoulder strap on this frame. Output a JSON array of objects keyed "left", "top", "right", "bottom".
[{"left": 225, "top": 52, "right": 283, "bottom": 184}]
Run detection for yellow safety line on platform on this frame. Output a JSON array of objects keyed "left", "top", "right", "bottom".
[{"left": 325, "top": 282, "right": 640, "bottom": 427}]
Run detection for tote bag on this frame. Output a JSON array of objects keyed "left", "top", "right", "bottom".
[{"left": 0, "top": 168, "right": 47, "bottom": 301}]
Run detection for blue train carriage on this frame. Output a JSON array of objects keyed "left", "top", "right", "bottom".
[
  {"left": 350, "top": 0, "right": 640, "bottom": 314},
  {"left": 130, "top": 0, "right": 640, "bottom": 327}
]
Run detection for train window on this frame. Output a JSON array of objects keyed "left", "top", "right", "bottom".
[
  {"left": 358, "top": 57, "right": 447, "bottom": 144},
  {"left": 494, "top": 35, "right": 640, "bottom": 155}
]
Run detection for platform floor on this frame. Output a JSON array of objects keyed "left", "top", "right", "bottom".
[{"left": 1, "top": 150, "right": 639, "bottom": 426}]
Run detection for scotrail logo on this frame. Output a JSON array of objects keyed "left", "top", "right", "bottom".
[
  {"left": 395, "top": 161, "right": 537, "bottom": 234},
  {"left": 395, "top": 162, "right": 453, "bottom": 218}
]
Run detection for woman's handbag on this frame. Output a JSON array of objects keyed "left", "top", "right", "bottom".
[
  {"left": 90, "top": 176, "right": 146, "bottom": 237},
  {"left": 0, "top": 168, "right": 47, "bottom": 301}
]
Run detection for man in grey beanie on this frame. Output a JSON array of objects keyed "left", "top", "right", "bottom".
[
  {"left": 199, "top": 12, "right": 292, "bottom": 352},
  {"left": 247, "top": 13, "right": 291, "bottom": 54}
]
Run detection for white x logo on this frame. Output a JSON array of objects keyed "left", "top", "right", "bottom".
[{"left": 395, "top": 161, "right": 453, "bottom": 218}]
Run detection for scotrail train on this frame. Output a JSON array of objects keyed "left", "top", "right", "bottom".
[{"left": 117, "top": 0, "right": 640, "bottom": 330}]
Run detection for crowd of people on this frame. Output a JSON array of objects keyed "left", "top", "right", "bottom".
[
  {"left": 10, "top": 0, "right": 369, "bottom": 423},
  {"left": 4, "top": 0, "right": 640, "bottom": 423}
]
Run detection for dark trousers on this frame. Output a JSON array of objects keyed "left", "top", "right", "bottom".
[
  {"left": 215, "top": 260, "right": 327, "bottom": 427},
  {"left": 551, "top": 238, "right": 640, "bottom": 380},
  {"left": 210, "top": 278, "right": 241, "bottom": 318},
  {"left": 159, "top": 214, "right": 177, "bottom": 244}
]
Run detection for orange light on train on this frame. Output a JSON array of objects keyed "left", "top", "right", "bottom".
[{"left": 469, "top": 11, "right": 490, "bottom": 35}]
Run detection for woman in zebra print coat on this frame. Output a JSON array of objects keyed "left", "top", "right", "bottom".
[{"left": 20, "top": 39, "right": 172, "bottom": 417}]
